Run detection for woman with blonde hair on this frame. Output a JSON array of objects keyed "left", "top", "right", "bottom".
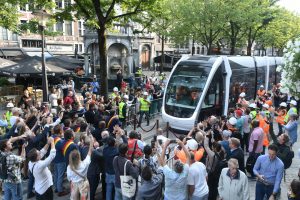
[{"left": 67, "top": 135, "right": 94, "bottom": 200}]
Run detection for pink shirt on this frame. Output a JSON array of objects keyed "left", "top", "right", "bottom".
[{"left": 248, "top": 127, "right": 264, "bottom": 153}]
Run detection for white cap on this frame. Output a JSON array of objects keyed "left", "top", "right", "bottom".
[
  {"left": 280, "top": 102, "right": 287, "bottom": 107},
  {"left": 6, "top": 103, "right": 14, "bottom": 108},
  {"left": 260, "top": 85, "right": 264, "bottom": 88},
  {"left": 143, "top": 92, "right": 148, "bottom": 96},
  {"left": 290, "top": 100, "right": 297, "bottom": 106},
  {"left": 249, "top": 103, "right": 257, "bottom": 109},
  {"left": 228, "top": 117, "right": 237, "bottom": 126},
  {"left": 113, "top": 87, "right": 119, "bottom": 92},
  {"left": 123, "top": 95, "right": 129, "bottom": 99},
  {"left": 239, "top": 92, "right": 246, "bottom": 97},
  {"left": 186, "top": 139, "right": 198, "bottom": 151},
  {"left": 222, "top": 130, "right": 232, "bottom": 138},
  {"left": 262, "top": 104, "right": 269, "bottom": 109}
]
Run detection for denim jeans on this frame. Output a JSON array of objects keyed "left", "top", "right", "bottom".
[
  {"left": 3, "top": 182, "right": 23, "bottom": 200},
  {"left": 106, "top": 173, "right": 115, "bottom": 200},
  {"left": 54, "top": 162, "right": 66, "bottom": 192},
  {"left": 114, "top": 187, "right": 133, "bottom": 200},
  {"left": 255, "top": 181, "right": 274, "bottom": 200},
  {"left": 27, "top": 170, "right": 34, "bottom": 195},
  {"left": 190, "top": 193, "right": 209, "bottom": 200}
]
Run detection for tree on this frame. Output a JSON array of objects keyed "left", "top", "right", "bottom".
[
  {"left": 256, "top": 8, "right": 300, "bottom": 56},
  {"left": 60, "top": 0, "right": 155, "bottom": 98},
  {"left": 279, "top": 38, "right": 300, "bottom": 98}
]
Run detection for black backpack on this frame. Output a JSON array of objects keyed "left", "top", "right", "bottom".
[
  {"left": 213, "top": 153, "right": 228, "bottom": 178},
  {"left": 282, "top": 148, "right": 294, "bottom": 169},
  {"left": 0, "top": 152, "right": 8, "bottom": 180}
]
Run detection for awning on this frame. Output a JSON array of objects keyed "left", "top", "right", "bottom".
[
  {"left": 0, "top": 58, "right": 17, "bottom": 69},
  {"left": 26, "top": 51, "right": 53, "bottom": 58},
  {"left": 46, "top": 55, "right": 84, "bottom": 70}
]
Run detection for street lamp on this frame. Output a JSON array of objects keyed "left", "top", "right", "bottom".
[{"left": 32, "top": 9, "right": 51, "bottom": 102}]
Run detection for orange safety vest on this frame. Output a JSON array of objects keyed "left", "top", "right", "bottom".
[
  {"left": 126, "top": 139, "right": 143, "bottom": 160},
  {"left": 175, "top": 148, "right": 204, "bottom": 164},
  {"left": 257, "top": 114, "right": 270, "bottom": 147},
  {"left": 276, "top": 109, "right": 287, "bottom": 125},
  {"left": 257, "top": 90, "right": 266, "bottom": 97}
]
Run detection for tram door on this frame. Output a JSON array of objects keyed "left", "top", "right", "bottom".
[{"left": 198, "top": 65, "right": 224, "bottom": 121}]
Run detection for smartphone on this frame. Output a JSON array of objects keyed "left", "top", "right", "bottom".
[
  {"left": 158, "top": 139, "right": 163, "bottom": 145},
  {"left": 153, "top": 135, "right": 157, "bottom": 142},
  {"left": 169, "top": 139, "right": 177, "bottom": 144}
]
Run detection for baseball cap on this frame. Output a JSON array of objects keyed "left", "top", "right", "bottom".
[
  {"left": 222, "top": 130, "right": 232, "bottom": 138},
  {"left": 279, "top": 102, "right": 287, "bottom": 107},
  {"left": 260, "top": 85, "right": 264, "bottom": 88},
  {"left": 123, "top": 95, "right": 129, "bottom": 99},
  {"left": 143, "top": 92, "right": 148, "bottom": 96},
  {"left": 113, "top": 87, "right": 119, "bottom": 92},
  {"left": 239, "top": 92, "right": 246, "bottom": 97},
  {"left": 262, "top": 104, "right": 269, "bottom": 109},
  {"left": 235, "top": 110, "right": 243, "bottom": 117},
  {"left": 6, "top": 102, "right": 14, "bottom": 108},
  {"left": 249, "top": 103, "right": 257, "bottom": 109},
  {"left": 290, "top": 100, "right": 297, "bottom": 106},
  {"left": 186, "top": 139, "right": 198, "bottom": 151},
  {"left": 228, "top": 117, "right": 237, "bottom": 126}
]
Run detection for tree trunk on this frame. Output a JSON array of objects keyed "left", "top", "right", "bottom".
[
  {"left": 207, "top": 43, "right": 212, "bottom": 55},
  {"left": 271, "top": 45, "right": 274, "bottom": 56},
  {"left": 247, "top": 29, "right": 252, "bottom": 56},
  {"left": 230, "top": 38, "right": 236, "bottom": 55},
  {"left": 97, "top": 27, "right": 108, "bottom": 99},
  {"left": 160, "top": 35, "right": 164, "bottom": 74}
]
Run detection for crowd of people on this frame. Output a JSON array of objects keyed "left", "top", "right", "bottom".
[{"left": 0, "top": 71, "right": 300, "bottom": 200}]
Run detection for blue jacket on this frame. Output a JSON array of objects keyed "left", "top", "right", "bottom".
[{"left": 284, "top": 120, "right": 298, "bottom": 145}]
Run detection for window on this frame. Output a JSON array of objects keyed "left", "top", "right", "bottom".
[
  {"left": 78, "top": 21, "right": 85, "bottom": 36},
  {"left": 0, "top": 27, "right": 8, "bottom": 40},
  {"left": 19, "top": 4, "right": 27, "bottom": 11},
  {"left": 11, "top": 33, "right": 18, "bottom": 41},
  {"left": 55, "top": 0, "right": 63, "bottom": 8},
  {"left": 64, "top": 0, "right": 71, "bottom": 8},
  {"left": 79, "top": 44, "right": 83, "bottom": 52},
  {"left": 65, "top": 21, "right": 72, "bottom": 36},
  {"left": 56, "top": 22, "right": 63, "bottom": 32},
  {"left": 20, "top": 20, "right": 27, "bottom": 24},
  {"left": 22, "top": 39, "right": 42, "bottom": 48}
]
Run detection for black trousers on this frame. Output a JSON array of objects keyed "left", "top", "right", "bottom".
[
  {"left": 207, "top": 175, "right": 219, "bottom": 200},
  {"left": 36, "top": 186, "right": 53, "bottom": 200},
  {"left": 88, "top": 175, "right": 100, "bottom": 200}
]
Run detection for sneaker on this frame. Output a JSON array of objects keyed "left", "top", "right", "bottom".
[{"left": 58, "top": 190, "right": 70, "bottom": 197}]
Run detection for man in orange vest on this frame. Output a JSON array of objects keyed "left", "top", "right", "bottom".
[
  {"left": 175, "top": 138, "right": 204, "bottom": 163},
  {"left": 126, "top": 131, "right": 143, "bottom": 161},
  {"left": 256, "top": 111, "right": 270, "bottom": 151},
  {"left": 275, "top": 102, "right": 287, "bottom": 136},
  {"left": 257, "top": 85, "right": 266, "bottom": 98}
]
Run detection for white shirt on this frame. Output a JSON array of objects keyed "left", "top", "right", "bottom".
[
  {"left": 49, "top": 93, "right": 58, "bottom": 107},
  {"left": 187, "top": 161, "right": 209, "bottom": 198},
  {"left": 67, "top": 155, "right": 91, "bottom": 183},
  {"left": 10, "top": 116, "right": 17, "bottom": 127},
  {"left": 28, "top": 148, "right": 56, "bottom": 195}
]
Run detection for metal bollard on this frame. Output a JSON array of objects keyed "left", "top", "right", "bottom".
[
  {"left": 134, "top": 114, "right": 137, "bottom": 131},
  {"left": 156, "top": 119, "right": 159, "bottom": 131},
  {"left": 166, "top": 122, "right": 169, "bottom": 138}
]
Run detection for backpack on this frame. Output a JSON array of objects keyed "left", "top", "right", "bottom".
[
  {"left": 282, "top": 148, "right": 294, "bottom": 169},
  {"left": 0, "top": 152, "right": 8, "bottom": 180},
  {"left": 213, "top": 153, "right": 228, "bottom": 178}
]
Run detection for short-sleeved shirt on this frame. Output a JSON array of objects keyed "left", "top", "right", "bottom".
[
  {"left": 163, "top": 164, "right": 189, "bottom": 200},
  {"left": 248, "top": 127, "right": 264, "bottom": 153},
  {"left": 3, "top": 153, "right": 25, "bottom": 183},
  {"left": 187, "top": 162, "right": 209, "bottom": 198}
]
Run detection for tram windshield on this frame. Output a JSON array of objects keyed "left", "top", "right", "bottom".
[{"left": 165, "top": 64, "right": 211, "bottom": 118}]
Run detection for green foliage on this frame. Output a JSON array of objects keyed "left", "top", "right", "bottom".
[{"left": 0, "top": 77, "right": 11, "bottom": 87}]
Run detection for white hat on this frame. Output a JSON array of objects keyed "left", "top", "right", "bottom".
[
  {"left": 222, "top": 130, "right": 232, "bottom": 138},
  {"left": 143, "top": 91, "right": 148, "bottom": 96},
  {"left": 260, "top": 85, "right": 264, "bottom": 88},
  {"left": 186, "top": 139, "right": 198, "bottom": 151},
  {"left": 228, "top": 117, "right": 237, "bottom": 126},
  {"left": 262, "top": 104, "right": 269, "bottom": 109},
  {"left": 123, "top": 95, "right": 129, "bottom": 99},
  {"left": 6, "top": 103, "right": 14, "bottom": 108},
  {"left": 249, "top": 103, "right": 257, "bottom": 109},
  {"left": 279, "top": 102, "right": 287, "bottom": 107},
  {"left": 113, "top": 87, "right": 119, "bottom": 92},
  {"left": 239, "top": 92, "right": 246, "bottom": 97},
  {"left": 290, "top": 100, "right": 297, "bottom": 106}
]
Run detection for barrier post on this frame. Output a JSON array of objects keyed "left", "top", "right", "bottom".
[
  {"left": 166, "top": 122, "right": 169, "bottom": 138},
  {"left": 156, "top": 119, "right": 159, "bottom": 132},
  {"left": 133, "top": 114, "right": 137, "bottom": 131}
]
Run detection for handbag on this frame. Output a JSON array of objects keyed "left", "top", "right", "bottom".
[{"left": 120, "top": 160, "right": 136, "bottom": 198}]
